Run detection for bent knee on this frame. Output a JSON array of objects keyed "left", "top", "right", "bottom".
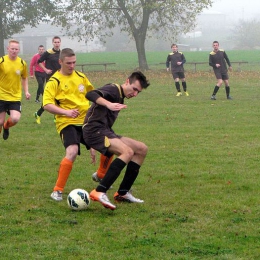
[{"left": 139, "top": 143, "right": 148, "bottom": 156}]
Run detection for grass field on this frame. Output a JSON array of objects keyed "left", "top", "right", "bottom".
[{"left": 1, "top": 67, "right": 260, "bottom": 259}]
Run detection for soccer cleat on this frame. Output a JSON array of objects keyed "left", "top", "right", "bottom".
[
  {"left": 114, "top": 191, "right": 144, "bottom": 203},
  {"left": 176, "top": 92, "right": 182, "bottom": 97},
  {"left": 184, "top": 91, "right": 189, "bottom": 96},
  {"left": 92, "top": 172, "right": 102, "bottom": 182},
  {"left": 35, "top": 100, "right": 40, "bottom": 103},
  {"left": 92, "top": 172, "right": 112, "bottom": 189},
  {"left": 34, "top": 112, "right": 41, "bottom": 124},
  {"left": 51, "top": 190, "right": 63, "bottom": 201},
  {"left": 227, "top": 96, "right": 232, "bottom": 100},
  {"left": 89, "top": 189, "right": 116, "bottom": 210},
  {"left": 3, "top": 127, "right": 9, "bottom": 140},
  {"left": 211, "top": 95, "right": 216, "bottom": 100}
]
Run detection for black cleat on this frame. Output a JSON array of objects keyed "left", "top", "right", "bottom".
[
  {"left": 211, "top": 95, "right": 216, "bottom": 100},
  {"left": 3, "top": 128, "right": 9, "bottom": 140}
]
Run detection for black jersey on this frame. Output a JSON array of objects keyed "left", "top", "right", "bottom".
[
  {"left": 83, "top": 83, "right": 124, "bottom": 133},
  {"left": 37, "top": 48, "right": 61, "bottom": 77},
  {"left": 166, "top": 51, "right": 186, "bottom": 72},
  {"left": 209, "top": 49, "right": 231, "bottom": 73}
]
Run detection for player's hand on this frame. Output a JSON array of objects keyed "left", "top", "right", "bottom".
[
  {"left": 25, "top": 92, "right": 31, "bottom": 100},
  {"left": 89, "top": 148, "right": 96, "bottom": 164},
  {"left": 45, "top": 69, "right": 52, "bottom": 75},
  {"left": 229, "top": 66, "right": 232, "bottom": 72},
  {"left": 107, "top": 103, "right": 127, "bottom": 111},
  {"left": 66, "top": 109, "right": 80, "bottom": 118},
  {"left": 166, "top": 68, "right": 169, "bottom": 72}
]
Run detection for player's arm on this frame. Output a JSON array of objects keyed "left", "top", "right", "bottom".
[
  {"left": 43, "top": 81, "right": 79, "bottom": 118},
  {"left": 86, "top": 90, "right": 127, "bottom": 111},
  {"left": 166, "top": 55, "right": 170, "bottom": 71},
  {"left": 209, "top": 54, "right": 217, "bottom": 68},
  {"left": 22, "top": 77, "right": 30, "bottom": 100},
  {"left": 224, "top": 51, "right": 232, "bottom": 69},
  {"left": 181, "top": 54, "right": 186, "bottom": 64},
  {"left": 29, "top": 55, "right": 36, "bottom": 78}
]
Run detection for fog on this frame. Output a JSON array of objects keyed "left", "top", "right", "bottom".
[{"left": 206, "top": 0, "right": 260, "bottom": 21}]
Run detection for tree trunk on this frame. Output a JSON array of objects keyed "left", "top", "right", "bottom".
[
  {"left": 134, "top": 32, "right": 149, "bottom": 71},
  {"left": 0, "top": 12, "right": 5, "bottom": 56}
]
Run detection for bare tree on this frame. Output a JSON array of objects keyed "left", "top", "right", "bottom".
[
  {"left": 54, "top": 0, "right": 212, "bottom": 70},
  {"left": 0, "top": 0, "right": 56, "bottom": 56},
  {"left": 232, "top": 19, "right": 260, "bottom": 49}
]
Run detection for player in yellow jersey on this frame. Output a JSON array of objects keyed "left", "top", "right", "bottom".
[
  {"left": 43, "top": 48, "right": 111, "bottom": 201},
  {"left": 0, "top": 39, "right": 31, "bottom": 140}
]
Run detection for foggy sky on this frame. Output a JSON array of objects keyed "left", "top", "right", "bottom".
[{"left": 204, "top": 0, "right": 260, "bottom": 21}]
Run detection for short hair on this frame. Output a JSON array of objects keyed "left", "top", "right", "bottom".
[
  {"left": 213, "top": 41, "right": 219, "bottom": 45},
  {"left": 171, "top": 43, "right": 178, "bottom": 48},
  {"left": 59, "top": 48, "right": 75, "bottom": 61},
  {"left": 38, "top": 45, "right": 44, "bottom": 48},
  {"left": 8, "top": 39, "right": 19, "bottom": 45},
  {"left": 52, "top": 36, "right": 61, "bottom": 42},
  {"left": 128, "top": 71, "right": 150, "bottom": 89}
]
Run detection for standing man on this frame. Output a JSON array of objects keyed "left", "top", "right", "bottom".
[
  {"left": 83, "top": 71, "right": 150, "bottom": 210},
  {"left": 30, "top": 45, "right": 46, "bottom": 103},
  {"left": 166, "top": 44, "right": 189, "bottom": 97},
  {"left": 34, "top": 36, "right": 61, "bottom": 124},
  {"left": 209, "top": 41, "right": 232, "bottom": 100},
  {"left": 0, "top": 39, "right": 31, "bottom": 140},
  {"left": 43, "top": 48, "right": 95, "bottom": 201}
]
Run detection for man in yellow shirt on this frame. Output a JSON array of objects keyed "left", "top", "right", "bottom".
[
  {"left": 0, "top": 39, "right": 31, "bottom": 140},
  {"left": 43, "top": 47, "right": 109, "bottom": 201}
]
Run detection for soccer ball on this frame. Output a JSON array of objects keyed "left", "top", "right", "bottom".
[{"left": 67, "top": 188, "right": 90, "bottom": 211}]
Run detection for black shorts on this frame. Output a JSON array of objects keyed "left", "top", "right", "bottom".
[
  {"left": 214, "top": 71, "right": 229, "bottom": 80},
  {"left": 0, "top": 100, "right": 21, "bottom": 113},
  {"left": 83, "top": 127, "right": 120, "bottom": 158},
  {"left": 172, "top": 71, "right": 185, "bottom": 80},
  {"left": 60, "top": 125, "right": 87, "bottom": 155}
]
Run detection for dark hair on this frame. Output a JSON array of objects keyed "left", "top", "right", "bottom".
[
  {"left": 213, "top": 41, "right": 219, "bottom": 44},
  {"left": 59, "top": 48, "right": 75, "bottom": 61},
  {"left": 38, "top": 45, "right": 44, "bottom": 48},
  {"left": 171, "top": 43, "right": 178, "bottom": 48},
  {"left": 52, "top": 36, "right": 61, "bottom": 42},
  {"left": 128, "top": 71, "right": 150, "bottom": 89}
]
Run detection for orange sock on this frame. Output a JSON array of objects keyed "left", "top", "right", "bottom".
[
  {"left": 97, "top": 154, "right": 113, "bottom": 179},
  {"left": 54, "top": 157, "right": 73, "bottom": 192},
  {"left": 4, "top": 118, "right": 16, "bottom": 129}
]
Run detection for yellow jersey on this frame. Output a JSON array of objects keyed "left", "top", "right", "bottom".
[
  {"left": 43, "top": 70, "right": 94, "bottom": 133},
  {"left": 0, "top": 55, "right": 28, "bottom": 101}
]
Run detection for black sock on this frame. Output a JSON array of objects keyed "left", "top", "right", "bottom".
[
  {"left": 96, "top": 158, "right": 126, "bottom": 193},
  {"left": 37, "top": 106, "right": 45, "bottom": 116},
  {"left": 117, "top": 161, "right": 140, "bottom": 195},
  {"left": 225, "top": 86, "right": 230, "bottom": 97},
  {"left": 182, "top": 82, "right": 187, "bottom": 92},
  {"left": 175, "top": 82, "right": 181, "bottom": 92},
  {"left": 212, "top": 86, "right": 219, "bottom": 96}
]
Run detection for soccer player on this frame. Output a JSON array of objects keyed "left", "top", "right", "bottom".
[
  {"left": 43, "top": 48, "right": 111, "bottom": 201},
  {"left": 0, "top": 39, "right": 31, "bottom": 140},
  {"left": 34, "top": 36, "right": 61, "bottom": 124},
  {"left": 209, "top": 41, "right": 232, "bottom": 100},
  {"left": 166, "top": 44, "right": 189, "bottom": 96},
  {"left": 83, "top": 71, "right": 150, "bottom": 210},
  {"left": 29, "top": 45, "right": 46, "bottom": 103}
]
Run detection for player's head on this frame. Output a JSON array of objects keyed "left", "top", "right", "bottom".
[
  {"left": 52, "top": 36, "right": 61, "bottom": 50},
  {"left": 124, "top": 71, "right": 150, "bottom": 99},
  {"left": 7, "top": 39, "right": 20, "bottom": 60},
  {"left": 38, "top": 45, "right": 45, "bottom": 55},
  {"left": 171, "top": 44, "right": 178, "bottom": 52},
  {"left": 213, "top": 41, "right": 219, "bottom": 51},
  {"left": 59, "top": 48, "right": 76, "bottom": 75}
]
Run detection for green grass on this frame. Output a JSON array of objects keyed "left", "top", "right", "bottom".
[{"left": 1, "top": 70, "right": 260, "bottom": 259}]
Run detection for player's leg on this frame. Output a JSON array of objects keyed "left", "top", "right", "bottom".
[
  {"left": 174, "top": 77, "right": 182, "bottom": 96},
  {"left": 223, "top": 77, "right": 232, "bottom": 99},
  {"left": 92, "top": 154, "right": 114, "bottom": 182},
  {"left": 51, "top": 126, "right": 79, "bottom": 201},
  {"left": 113, "top": 136, "right": 147, "bottom": 203},
  {"left": 211, "top": 75, "right": 223, "bottom": 100},
  {"left": 3, "top": 103, "right": 21, "bottom": 140}
]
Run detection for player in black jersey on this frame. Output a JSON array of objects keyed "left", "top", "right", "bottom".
[
  {"left": 209, "top": 41, "right": 232, "bottom": 100},
  {"left": 34, "top": 36, "right": 61, "bottom": 124}
]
